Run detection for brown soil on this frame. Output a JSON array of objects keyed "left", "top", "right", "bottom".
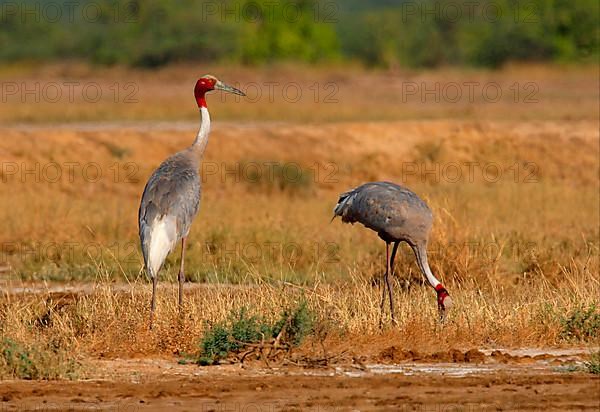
[
  {"left": 377, "top": 347, "right": 487, "bottom": 363},
  {"left": 1, "top": 354, "right": 598, "bottom": 411}
]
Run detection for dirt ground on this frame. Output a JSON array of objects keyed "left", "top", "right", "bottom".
[{"left": 0, "top": 352, "right": 598, "bottom": 411}]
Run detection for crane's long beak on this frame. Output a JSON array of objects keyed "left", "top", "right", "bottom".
[{"left": 215, "top": 81, "right": 245, "bottom": 96}]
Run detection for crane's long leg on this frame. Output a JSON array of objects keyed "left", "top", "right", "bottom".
[
  {"left": 387, "top": 241, "right": 400, "bottom": 323},
  {"left": 150, "top": 274, "right": 158, "bottom": 329},
  {"left": 379, "top": 241, "right": 400, "bottom": 324},
  {"left": 379, "top": 242, "right": 390, "bottom": 326},
  {"left": 178, "top": 237, "right": 187, "bottom": 311}
]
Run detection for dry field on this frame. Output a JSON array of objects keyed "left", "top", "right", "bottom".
[
  {"left": 0, "top": 62, "right": 597, "bottom": 124},
  {"left": 0, "top": 64, "right": 598, "bottom": 410}
]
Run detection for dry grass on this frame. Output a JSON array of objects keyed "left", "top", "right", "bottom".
[
  {"left": 0, "top": 63, "right": 597, "bottom": 123},
  {"left": 1, "top": 120, "right": 597, "bottom": 284},
  {"left": 0, "top": 269, "right": 597, "bottom": 365},
  {"left": 0, "top": 65, "right": 598, "bottom": 377}
]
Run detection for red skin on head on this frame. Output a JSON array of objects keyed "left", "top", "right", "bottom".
[
  {"left": 435, "top": 283, "right": 450, "bottom": 308},
  {"left": 194, "top": 77, "right": 217, "bottom": 108}
]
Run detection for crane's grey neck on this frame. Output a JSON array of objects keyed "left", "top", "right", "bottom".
[{"left": 192, "top": 106, "right": 211, "bottom": 157}]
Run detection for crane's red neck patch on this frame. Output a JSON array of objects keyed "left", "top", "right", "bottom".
[
  {"left": 195, "top": 94, "right": 207, "bottom": 108},
  {"left": 194, "top": 78, "right": 217, "bottom": 108}
]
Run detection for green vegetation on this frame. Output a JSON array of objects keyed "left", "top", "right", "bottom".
[
  {"left": 0, "top": 1, "right": 597, "bottom": 68},
  {"left": 339, "top": 0, "right": 599, "bottom": 68},
  {"left": 242, "top": 161, "right": 315, "bottom": 195},
  {"left": 560, "top": 305, "right": 600, "bottom": 341},
  {"left": 0, "top": 0, "right": 339, "bottom": 67},
  {"left": 558, "top": 351, "right": 600, "bottom": 375},
  {"left": 198, "top": 301, "right": 314, "bottom": 365},
  {"left": 0, "top": 337, "right": 80, "bottom": 380},
  {"left": 553, "top": 363, "right": 580, "bottom": 373},
  {"left": 584, "top": 350, "right": 600, "bottom": 375}
]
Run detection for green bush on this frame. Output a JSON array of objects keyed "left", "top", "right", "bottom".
[
  {"left": 0, "top": 337, "right": 80, "bottom": 380},
  {"left": 198, "top": 301, "right": 314, "bottom": 365},
  {"left": 584, "top": 350, "right": 600, "bottom": 375},
  {"left": 198, "top": 308, "right": 272, "bottom": 365},
  {"left": 272, "top": 301, "right": 314, "bottom": 346},
  {"left": 560, "top": 305, "right": 600, "bottom": 341},
  {"left": 243, "top": 161, "right": 314, "bottom": 195},
  {"left": 229, "top": 308, "right": 271, "bottom": 352}
]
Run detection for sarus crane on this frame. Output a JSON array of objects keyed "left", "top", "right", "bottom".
[
  {"left": 332, "top": 181, "right": 452, "bottom": 322},
  {"left": 138, "top": 75, "right": 245, "bottom": 328}
]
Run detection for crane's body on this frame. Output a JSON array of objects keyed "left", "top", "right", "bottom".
[
  {"left": 333, "top": 181, "right": 452, "bottom": 321},
  {"left": 334, "top": 182, "right": 433, "bottom": 246},
  {"left": 139, "top": 148, "right": 201, "bottom": 279},
  {"left": 138, "top": 76, "right": 244, "bottom": 327}
]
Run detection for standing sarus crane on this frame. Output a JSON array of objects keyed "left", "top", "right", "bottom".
[
  {"left": 139, "top": 75, "right": 245, "bottom": 328},
  {"left": 332, "top": 181, "right": 452, "bottom": 322}
]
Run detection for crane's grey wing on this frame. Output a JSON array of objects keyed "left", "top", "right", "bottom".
[
  {"left": 333, "top": 182, "right": 391, "bottom": 223},
  {"left": 138, "top": 155, "right": 201, "bottom": 277},
  {"left": 333, "top": 182, "right": 432, "bottom": 242}
]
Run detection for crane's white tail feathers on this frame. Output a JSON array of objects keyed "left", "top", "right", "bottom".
[
  {"left": 145, "top": 215, "right": 178, "bottom": 279},
  {"left": 332, "top": 190, "right": 357, "bottom": 221}
]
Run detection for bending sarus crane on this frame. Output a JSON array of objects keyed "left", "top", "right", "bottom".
[
  {"left": 139, "top": 75, "right": 245, "bottom": 327},
  {"left": 332, "top": 181, "right": 452, "bottom": 322}
]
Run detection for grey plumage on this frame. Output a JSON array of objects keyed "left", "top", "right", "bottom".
[
  {"left": 333, "top": 181, "right": 452, "bottom": 322},
  {"left": 333, "top": 181, "right": 432, "bottom": 245},
  {"left": 138, "top": 149, "right": 201, "bottom": 279}
]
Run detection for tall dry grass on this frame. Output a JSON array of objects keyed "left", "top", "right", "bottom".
[
  {"left": 0, "top": 66, "right": 598, "bottom": 376},
  {"left": 0, "top": 264, "right": 597, "bottom": 366}
]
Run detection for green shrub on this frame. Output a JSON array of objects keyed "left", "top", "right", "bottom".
[
  {"left": 198, "top": 308, "right": 271, "bottom": 366},
  {"left": 230, "top": 308, "right": 272, "bottom": 350},
  {"left": 243, "top": 161, "right": 314, "bottom": 195},
  {"left": 0, "top": 337, "right": 79, "bottom": 380},
  {"left": 272, "top": 301, "right": 314, "bottom": 346},
  {"left": 198, "top": 324, "right": 234, "bottom": 366},
  {"left": 198, "top": 301, "right": 314, "bottom": 365},
  {"left": 560, "top": 305, "right": 600, "bottom": 341},
  {"left": 584, "top": 351, "right": 600, "bottom": 375}
]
